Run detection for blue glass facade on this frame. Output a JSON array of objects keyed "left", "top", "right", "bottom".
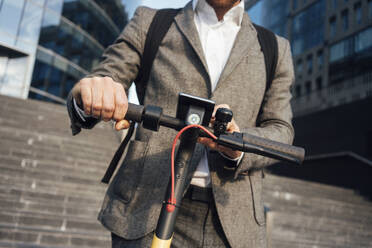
[
  {"left": 247, "top": 0, "right": 325, "bottom": 55},
  {"left": 29, "top": 0, "right": 127, "bottom": 103},
  {"left": 329, "top": 26, "right": 372, "bottom": 85},
  {"left": 247, "top": 0, "right": 289, "bottom": 38},
  {"left": 246, "top": 0, "right": 372, "bottom": 116},
  {"left": 0, "top": 0, "right": 46, "bottom": 98},
  {"left": 0, "top": 0, "right": 127, "bottom": 102},
  {"left": 291, "top": 0, "right": 325, "bottom": 56}
]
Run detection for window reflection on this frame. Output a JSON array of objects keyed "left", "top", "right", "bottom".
[
  {"left": 0, "top": 0, "right": 127, "bottom": 101},
  {"left": 330, "top": 27, "right": 372, "bottom": 63},
  {"left": 16, "top": 1, "right": 44, "bottom": 53},
  {"left": 62, "top": 0, "right": 117, "bottom": 47},
  {"left": 354, "top": 3, "right": 361, "bottom": 25},
  {"left": 46, "top": 0, "right": 63, "bottom": 13},
  {"left": 307, "top": 55, "right": 313, "bottom": 74},
  {"left": 30, "top": 58, "right": 80, "bottom": 102},
  {"left": 291, "top": 0, "right": 325, "bottom": 55},
  {"left": 293, "top": 0, "right": 297, "bottom": 10},
  {"left": 0, "top": 0, "right": 25, "bottom": 46},
  {"left": 48, "top": 66, "right": 62, "bottom": 96},
  {"left": 39, "top": 8, "right": 102, "bottom": 71},
  {"left": 95, "top": 0, "right": 127, "bottom": 30},
  {"left": 341, "top": 9, "right": 349, "bottom": 31},
  {"left": 247, "top": 0, "right": 289, "bottom": 38},
  {"left": 296, "top": 59, "right": 303, "bottom": 75},
  {"left": 0, "top": 56, "right": 28, "bottom": 97},
  {"left": 0, "top": 55, "right": 8, "bottom": 88},
  {"left": 317, "top": 50, "right": 323, "bottom": 69},
  {"left": 332, "top": 0, "right": 337, "bottom": 10},
  {"left": 329, "top": 16, "right": 337, "bottom": 38},
  {"left": 31, "top": 0, "right": 46, "bottom": 6},
  {"left": 329, "top": 27, "right": 372, "bottom": 86}
]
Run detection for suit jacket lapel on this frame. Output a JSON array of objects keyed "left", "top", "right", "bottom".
[
  {"left": 175, "top": 2, "right": 212, "bottom": 96},
  {"left": 214, "top": 14, "right": 257, "bottom": 92}
]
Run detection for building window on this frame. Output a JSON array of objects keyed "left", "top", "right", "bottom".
[
  {"left": 296, "top": 59, "right": 303, "bottom": 75},
  {"left": 295, "top": 85, "right": 302, "bottom": 97},
  {"left": 364, "top": 71, "right": 372, "bottom": 84},
  {"left": 342, "top": 9, "right": 349, "bottom": 31},
  {"left": 247, "top": 0, "right": 290, "bottom": 38},
  {"left": 316, "top": 77, "right": 323, "bottom": 90},
  {"left": 293, "top": 0, "right": 298, "bottom": 10},
  {"left": 355, "top": 26, "right": 372, "bottom": 53},
  {"left": 0, "top": 0, "right": 26, "bottom": 45},
  {"left": 291, "top": 0, "right": 325, "bottom": 55},
  {"left": 305, "top": 81, "right": 312, "bottom": 94},
  {"left": 330, "top": 36, "right": 354, "bottom": 62},
  {"left": 317, "top": 50, "right": 323, "bottom": 69},
  {"left": 332, "top": 0, "right": 337, "bottom": 10},
  {"left": 330, "top": 16, "right": 337, "bottom": 38},
  {"left": 307, "top": 55, "right": 313, "bottom": 74},
  {"left": 354, "top": 3, "right": 362, "bottom": 25}
]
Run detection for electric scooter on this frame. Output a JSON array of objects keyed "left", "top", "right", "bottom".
[{"left": 122, "top": 93, "right": 305, "bottom": 248}]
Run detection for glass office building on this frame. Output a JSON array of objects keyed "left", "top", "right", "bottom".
[
  {"left": 0, "top": 0, "right": 127, "bottom": 102},
  {"left": 246, "top": 0, "right": 372, "bottom": 117},
  {"left": 0, "top": 0, "right": 46, "bottom": 99},
  {"left": 246, "top": 0, "right": 290, "bottom": 38}
]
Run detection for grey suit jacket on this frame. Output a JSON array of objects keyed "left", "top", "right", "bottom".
[{"left": 68, "top": 2, "right": 294, "bottom": 247}]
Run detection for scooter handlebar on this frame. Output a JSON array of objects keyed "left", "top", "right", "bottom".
[{"left": 125, "top": 103, "right": 305, "bottom": 165}]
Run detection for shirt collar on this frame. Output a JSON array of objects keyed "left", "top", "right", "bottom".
[{"left": 192, "top": 0, "right": 244, "bottom": 27}]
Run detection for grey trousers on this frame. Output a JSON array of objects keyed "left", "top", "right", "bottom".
[{"left": 111, "top": 186, "right": 231, "bottom": 248}]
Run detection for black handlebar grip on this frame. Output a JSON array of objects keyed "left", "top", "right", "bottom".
[
  {"left": 242, "top": 133, "right": 305, "bottom": 163},
  {"left": 125, "top": 103, "right": 144, "bottom": 123}
]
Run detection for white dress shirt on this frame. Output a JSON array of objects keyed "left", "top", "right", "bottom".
[{"left": 190, "top": 0, "right": 244, "bottom": 187}]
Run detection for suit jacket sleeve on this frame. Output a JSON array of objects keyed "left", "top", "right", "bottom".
[
  {"left": 234, "top": 36, "right": 295, "bottom": 177},
  {"left": 67, "top": 7, "right": 155, "bottom": 135}
]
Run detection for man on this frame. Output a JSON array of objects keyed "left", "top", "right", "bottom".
[{"left": 68, "top": 0, "right": 294, "bottom": 247}]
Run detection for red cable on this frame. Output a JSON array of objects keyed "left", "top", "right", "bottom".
[{"left": 166, "top": 124, "right": 217, "bottom": 212}]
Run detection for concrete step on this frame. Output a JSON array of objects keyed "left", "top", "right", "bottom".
[
  {"left": 0, "top": 197, "right": 100, "bottom": 220},
  {"left": 267, "top": 211, "right": 372, "bottom": 248},
  {"left": 0, "top": 95, "right": 118, "bottom": 247},
  {"left": 0, "top": 138, "right": 116, "bottom": 165},
  {"left": 0, "top": 210, "right": 107, "bottom": 236},
  {"left": 264, "top": 174, "right": 371, "bottom": 205},
  {"left": 0, "top": 172, "right": 106, "bottom": 197},
  {"left": 0, "top": 131, "right": 117, "bottom": 160},
  {"left": 0, "top": 179, "right": 105, "bottom": 206},
  {"left": 0, "top": 173, "right": 106, "bottom": 198},
  {"left": 0, "top": 161, "right": 106, "bottom": 190},
  {"left": 264, "top": 190, "right": 372, "bottom": 224},
  {"left": 0, "top": 226, "right": 110, "bottom": 248},
  {"left": 0, "top": 156, "right": 109, "bottom": 183}
]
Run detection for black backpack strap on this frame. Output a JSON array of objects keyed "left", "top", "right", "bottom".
[
  {"left": 135, "top": 8, "right": 180, "bottom": 105},
  {"left": 253, "top": 24, "right": 278, "bottom": 95},
  {"left": 102, "top": 9, "right": 179, "bottom": 184},
  {"left": 253, "top": 24, "right": 278, "bottom": 130}
]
